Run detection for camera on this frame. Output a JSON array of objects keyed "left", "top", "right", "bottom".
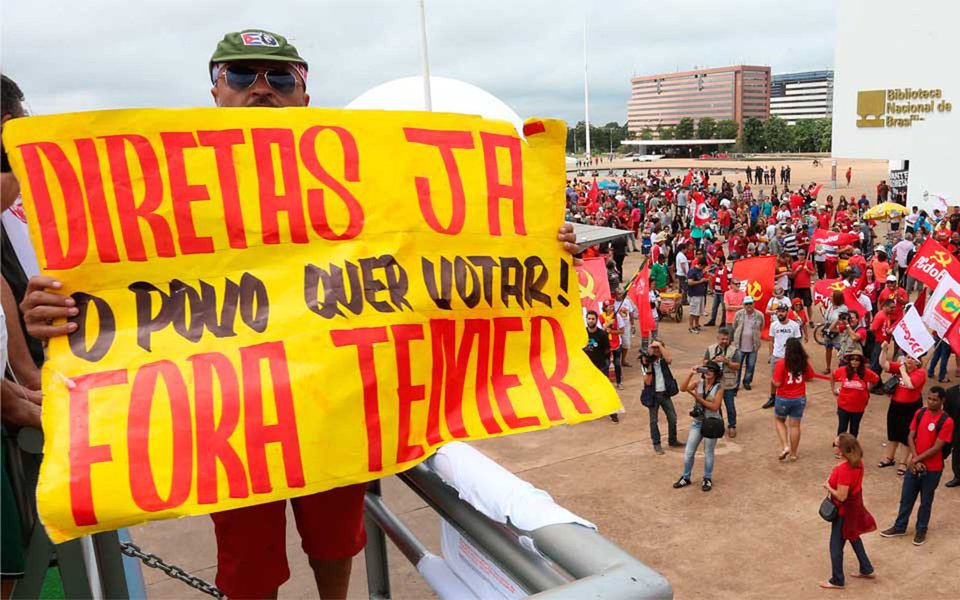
[
  {"left": 695, "top": 366, "right": 711, "bottom": 375},
  {"left": 689, "top": 404, "right": 705, "bottom": 418}
]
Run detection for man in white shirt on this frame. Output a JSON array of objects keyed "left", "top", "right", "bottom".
[
  {"left": 675, "top": 246, "right": 690, "bottom": 305},
  {"left": 765, "top": 305, "right": 802, "bottom": 408},
  {"left": 891, "top": 233, "right": 915, "bottom": 285}
]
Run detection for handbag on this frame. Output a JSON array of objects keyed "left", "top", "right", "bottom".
[
  {"left": 881, "top": 376, "right": 900, "bottom": 395},
  {"left": 699, "top": 382, "right": 726, "bottom": 439},
  {"left": 819, "top": 495, "right": 839, "bottom": 522}
]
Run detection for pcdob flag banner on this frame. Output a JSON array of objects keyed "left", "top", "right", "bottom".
[
  {"left": 922, "top": 274, "right": 960, "bottom": 336},
  {"left": 892, "top": 305, "right": 935, "bottom": 359},
  {"left": 2, "top": 108, "right": 621, "bottom": 542}
]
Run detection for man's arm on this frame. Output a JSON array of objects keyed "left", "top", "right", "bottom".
[{"left": 2, "top": 276, "right": 41, "bottom": 389}]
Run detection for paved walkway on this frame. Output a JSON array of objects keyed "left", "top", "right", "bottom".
[{"left": 133, "top": 249, "right": 959, "bottom": 599}]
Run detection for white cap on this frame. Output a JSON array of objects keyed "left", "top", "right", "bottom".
[
  {"left": 744, "top": 296, "right": 755, "bottom": 304},
  {"left": 886, "top": 274, "right": 897, "bottom": 282}
]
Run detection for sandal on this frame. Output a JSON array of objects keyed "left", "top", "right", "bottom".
[
  {"left": 788, "top": 454, "right": 799, "bottom": 462},
  {"left": 896, "top": 464, "right": 907, "bottom": 477},
  {"left": 778, "top": 448, "right": 791, "bottom": 461},
  {"left": 819, "top": 581, "right": 844, "bottom": 589},
  {"left": 878, "top": 458, "right": 896, "bottom": 468}
]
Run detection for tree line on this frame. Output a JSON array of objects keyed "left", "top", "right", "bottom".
[{"left": 565, "top": 116, "right": 832, "bottom": 154}]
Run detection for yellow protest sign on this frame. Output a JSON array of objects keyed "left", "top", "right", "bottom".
[{"left": 2, "top": 108, "right": 621, "bottom": 543}]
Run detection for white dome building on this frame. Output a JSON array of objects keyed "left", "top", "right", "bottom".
[{"left": 345, "top": 76, "right": 524, "bottom": 136}]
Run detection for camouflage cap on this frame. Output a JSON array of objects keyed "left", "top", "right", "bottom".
[{"left": 209, "top": 30, "right": 307, "bottom": 80}]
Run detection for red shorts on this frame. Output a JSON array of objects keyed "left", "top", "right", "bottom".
[{"left": 210, "top": 483, "right": 367, "bottom": 597}]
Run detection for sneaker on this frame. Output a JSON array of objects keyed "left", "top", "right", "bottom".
[
  {"left": 945, "top": 478, "right": 960, "bottom": 488},
  {"left": 673, "top": 477, "right": 692, "bottom": 489},
  {"left": 668, "top": 440, "right": 685, "bottom": 448},
  {"left": 879, "top": 526, "right": 907, "bottom": 538},
  {"left": 912, "top": 531, "right": 927, "bottom": 546},
  {"left": 609, "top": 413, "right": 620, "bottom": 423},
  {"left": 616, "top": 383, "right": 624, "bottom": 390},
  {"left": 728, "top": 426, "right": 737, "bottom": 439},
  {"left": 701, "top": 478, "right": 713, "bottom": 492},
  {"left": 762, "top": 397, "right": 776, "bottom": 409},
  {"left": 703, "top": 322, "right": 716, "bottom": 327},
  {"left": 688, "top": 328, "right": 695, "bottom": 333},
  {"left": 743, "top": 383, "right": 752, "bottom": 391},
  {"left": 654, "top": 444, "right": 665, "bottom": 455}
]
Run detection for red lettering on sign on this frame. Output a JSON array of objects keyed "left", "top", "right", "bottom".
[
  {"left": 391, "top": 324, "right": 426, "bottom": 463},
  {"left": 190, "top": 352, "right": 248, "bottom": 504},
  {"left": 428, "top": 319, "right": 493, "bottom": 441},
  {"left": 300, "top": 126, "right": 365, "bottom": 240},
  {"left": 102, "top": 134, "right": 175, "bottom": 261},
  {"left": 529, "top": 316, "right": 589, "bottom": 420},
  {"left": 240, "top": 341, "right": 305, "bottom": 493},
  {"left": 491, "top": 317, "right": 540, "bottom": 428},
  {"left": 330, "top": 327, "right": 390, "bottom": 471},
  {"left": 403, "top": 128, "right": 474, "bottom": 234},
  {"left": 479, "top": 132, "right": 526, "bottom": 236},
  {"left": 68, "top": 370, "right": 127, "bottom": 526},
  {"left": 251, "top": 128, "right": 308, "bottom": 244},
  {"left": 197, "top": 129, "right": 248, "bottom": 249},
  {"left": 161, "top": 132, "right": 215, "bottom": 255},
  {"left": 75, "top": 139, "right": 120, "bottom": 263},
  {"left": 128, "top": 360, "right": 194, "bottom": 512},
  {"left": 18, "top": 142, "right": 89, "bottom": 269}
]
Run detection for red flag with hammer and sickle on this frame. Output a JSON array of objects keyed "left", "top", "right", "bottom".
[
  {"left": 577, "top": 257, "right": 611, "bottom": 317},
  {"left": 907, "top": 237, "right": 960, "bottom": 290},
  {"left": 732, "top": 256, "right": 777, "bottom": 339}
]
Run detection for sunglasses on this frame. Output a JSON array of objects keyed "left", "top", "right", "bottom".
[{"left": 222, "top": 65, "right": 298, "bottom": 95}]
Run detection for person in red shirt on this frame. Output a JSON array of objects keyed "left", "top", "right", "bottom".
[
  {"left": 877, "top": 343, "right": 927, "bottom": 475},
  {"left": 868, "top": 300, "right": 895, "bottom": 381},
  {"left": 876, "top": 276, "right": 907, "bottom": 324},
  {"left": 880, "top": 387, "right": 955, "bottom": 545},
  {"left": 790, "top": 249, "right": 816, "bottom": 325},
  {"left": 820, "top": 433, "right": 876, "bottom": 589},
  {"left": 601, "top": 300, "right": 625, "bottom": 391},
  {"left": 789, "top": 191, "right": 804, "bottom": 212},
  {"left": 831, "top": 349, "right": 880, "bottom": 437},
  {"left": 771, "top": 338, "right": 831, "bottom": 461},
  {"left": 817, "top": 207, "right": 833, "bottom": 230}
]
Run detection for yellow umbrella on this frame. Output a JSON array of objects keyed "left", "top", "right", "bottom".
[{"left": 863, "top": 202, "right": 906, "bottom": 220}]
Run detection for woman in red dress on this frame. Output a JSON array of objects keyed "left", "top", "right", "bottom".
[{"left": 821, "top": 433, "right": 876, "bottom": 589}]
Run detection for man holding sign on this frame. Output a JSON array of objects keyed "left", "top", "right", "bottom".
[{"left": 13, "top": 29, "right": 595, "bottom": 600}]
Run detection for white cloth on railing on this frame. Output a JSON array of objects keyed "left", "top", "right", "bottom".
[
  {"left": 416, "top": 553, "right": 480, "bottom": 600},
  {"left": 428, "top": 442, "right": 596, "bottom": 532}
]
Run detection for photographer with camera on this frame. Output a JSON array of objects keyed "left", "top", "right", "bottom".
[
  {"left": 704, "top": 327, "right": 742, "bottom": 438},
  {"left": 672, "top": 361, "right": 724, "bottom": 491},
  {"left": 639, "top": 341, "right": 682, "bottom": 454}
]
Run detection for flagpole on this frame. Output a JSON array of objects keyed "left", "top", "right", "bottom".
[
  {"left": 418, "top": 0, "right": 433, "bottom": 111},
  {"left": 583, "top": 13, "right": 591, "bottom": 160}
]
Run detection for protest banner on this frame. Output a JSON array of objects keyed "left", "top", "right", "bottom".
[
  {"left": 626, "top": 259, "right": 655, "bottom": 335},
  {"left": 892, "top": 306, "right": 935, "bottom": 359},
  {"left": 576, "top": 257, "right": 611, "bottom": 316},
  {"left": 813, "top": 279, "right": 863, "bottom": 314},
  {"left": 907, "top": 237, "right": 960, "bottom": 289},
  {"left": 732, "top": 255, "right": 776, "bottom": 338},
  {"left": 922, "top": 274, "right": 960, "bottom": 336},
  {"left": 807, "top": 228, "right": 860, "bottom": 253},
  {"left": 2, "top": 108, "right": 621, "bottom": 543}
]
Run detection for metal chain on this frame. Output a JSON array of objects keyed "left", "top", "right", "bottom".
[{"left": 119, "top": 541, "right": 225, "bottom": 598}]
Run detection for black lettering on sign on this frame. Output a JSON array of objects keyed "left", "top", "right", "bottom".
[
  {"left": 422, "top": 257, "right": 453, "bottom": 310},
  {"left": 67, "top": 292, "right": 116, "bottom": 362},
  {"left": 239, "top": 272, "right": 269, "bottom": 332},
  {"left": 454, "top": 257, "right": 481, "bottom": 308},
  {"left": 130, "top": 282, "right": 172, "bottom": 352},
  {"left": 305, "top": 256, "right": 410, "bottom": 318},
  {"left": 468, "top": 256, "right": 497, "bottom": 307},
  {"left": 523, "top": 256, "right": 552, "bottom": 308},
  {"left": 499, "top": 257, "right": 524, "bottom": 307}
]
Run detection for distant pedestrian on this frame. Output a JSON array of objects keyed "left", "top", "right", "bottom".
[
  {"left": 845, "top": 167, "right": 852, "bottom": 186},
  {"left": 820, "top": 433, "right": 876, "bottom": 589},
  {"left": 746, "top": 165, "right": 753, "bottom": 184},
  {"left": 639, "top": 341, "right": 682, "bottom": 454}
]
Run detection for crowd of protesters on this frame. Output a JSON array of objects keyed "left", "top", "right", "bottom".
[{"left": 573, "top": 166, "right": 959, "bottom": 584}]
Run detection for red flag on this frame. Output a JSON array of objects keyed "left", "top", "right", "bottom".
[
  {"left": 627, "top": 260, "right": 656, "bottom": 335},
  {"left": 682, "top": 169, "right": 693, "bottom": 187},
  {"left": 576, "top": 257, "right": 610, "bottom": 316},
  {"left": 944, "top": 314, "right": 960, "bottom": 355},
  {"left": 732, "top": 256, "right": 777, "bottom": 339},
  {"left": 587, "top": 178, "right": 600, "bottom": 202},
  {"left": 811, "top": 183, "right": 824, "bottom": 198},
  {"left": 807, "top": 228, "right": 860, "bottom": 253},
  {"left": 907, "top": 237, "right": 960, "bottom": 290},
  {"left": 913, "top": 286, "right": 927, "bottom": 317},
  {"left": 813, "top": 279, "right": 864, "bottom": 314},
  {"left": 693, "top": 196, "right": 711, "bottom": 226}
]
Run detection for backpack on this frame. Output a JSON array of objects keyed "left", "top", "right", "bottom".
[{"left": 914, "top": 408, "right": 952, "bottom": 460}]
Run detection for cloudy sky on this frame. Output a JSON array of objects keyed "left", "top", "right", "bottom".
[{"left": 2, "top": 0, "right": 835, "bottom": 125}]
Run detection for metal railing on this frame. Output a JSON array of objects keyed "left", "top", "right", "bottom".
[{"left": 363, "top": 450, "right": 673, "bottom": 599}]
